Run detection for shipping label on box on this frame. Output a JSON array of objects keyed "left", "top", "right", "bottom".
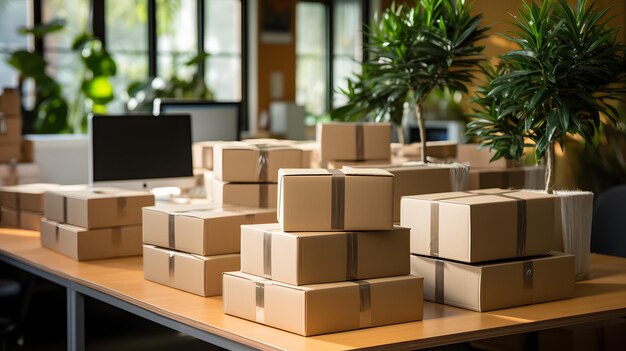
[
  {"left": 143, "top": 244, "right": 239, "bottom": 297},
  {"left": 240, "top": 223, "right": 409, "bottom": 285},
  {"left": 211, "top": 180, "right": 277, "bottom": 208},
  {"left": 142, "top": 204, "right": 276, "bottom": 256},
  {"left": 223, "top": 271, "right": 423, "bottom": 336},
  {"left": 40, "top": 218, "right": 142, "bottom": 261},
  {"left": 0, "top": 207, "right": 42, "bottom": 231},
  {"left": 278, "top": 168, "right": 394, "bottom": 232},
  {"left": 410, "top": 252, "right": 574, "bottom": 311},
  {"left": 214, "top": 143, "right": 303, "bottom": 182},
  {"left": 317, "top": 122, "right": 391, "bottom": 161},
  {"left": 401, "top": 189, "right": 556, "bottom": 262},
  {"left": 44, "top": 187, "right": 155, "bottom": 229}
]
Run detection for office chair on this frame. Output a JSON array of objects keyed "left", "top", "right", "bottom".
[{"left": 591, "top": 185, "right": 626, "bottom": 258}]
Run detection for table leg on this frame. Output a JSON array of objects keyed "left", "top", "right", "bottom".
[{"left": 67, "top": 286, "right": 85, "bottom": 351}]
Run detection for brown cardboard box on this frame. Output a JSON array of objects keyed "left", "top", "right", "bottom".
[
  {"left": 192, "top": 141, "right": 221, "bottom": 170},
  {"left": 143, "top": 244, "right": 239, "bottom": 297},
  {"left": 410, "top": 252, "right": 574, "bottom": 312},
  {"left": 40, "top": 218, "right": 142, "bottom": 260},
  {"left": 240, "top": 223, "right": 409, "bottom": 285},
  {"left": 0, "top": 88, "right": 21, "bottom": 116},
  {"left": 0, "top": 115, "right": 22, "bottom": 145},
  {"left": 0, "top": 207, "right": 42, "bottom": 231},
  {"left": 214, "top": 143, "right": 303, "bottom": 182},
  {"left": 457, "top": 143, "right": 517, "bottom": 168},
  {"left": 223, "top": 272, "right": 423, "bottom": 336},
  {"left": 278, "top": 169, "right": 394, "bottom": 232},
  {"left": 142, "top": 204, "right": 277, "bottom": 256},
  {"left": 345, "top": 163, "right": 467, "bottom": 222},
  {"left": 0, "top": 163, "right": 40, "bottom": 186},
  {"left": 468, "top": 166, "right": 546, "bottom": 191},
  {"left": 20, "top": 139, "right": 33, "bottom": 163},
  {"left": 0, "top": 183, "right": 64, "bottom": 212},
  {"left": 211, "top": 180, "right": 277, "bottom": 208},
  {"left": 401, "top": 190, "right": 556, "bottom": 262},
  {"left": 0, "top": 143, "right": 21, "bottom": 163},
  {"left": 44, "top": 187, "right": 155, "bottom": 229},
  {"left": 317, "top": 122, "right": 391, "bottom": 161},
  {"left": 397, "top": 141, "right": 458, "bottom": 160},
  {"left": 292, "top": 141, "right": 320, "bottom": 168}
]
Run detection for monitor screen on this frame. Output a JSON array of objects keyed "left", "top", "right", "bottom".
[
  {"left": 90, "top": 114, "right": 193, "bottom": 182},
  {"left": 155, "top": 99, "right": 240, "bottom": 142}
]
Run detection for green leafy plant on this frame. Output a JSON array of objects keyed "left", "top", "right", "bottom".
[
  {"left": 7, "top": 19, "right": 69, "bottom": 134},
  {"left": 467, "top": 0, "right": 626, "bottom": 193},
  {"left": 333, "top": 0, "right": 488, "bottom": 163}
]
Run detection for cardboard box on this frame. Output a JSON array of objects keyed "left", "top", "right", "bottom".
[
  {"left": 44, "top": 187, "right": 155, "bottom": 229},
  {"left": 401, "top": 189, "right": 556, "bottom": 262},
  {"left": 317, "top": 122, "right": 391, "bottom": 161},
  {"left": 397, "top": 141, "right": 458, "bottom": 160},
  {"left": 278, "top": 169, "right": 394, "bottom": 231},
  {"left": 0, "top": 207, "right": 42, "bottom": 231},
  {"left": 223, "top": 272, "right": 422, "bottom": 336},
  {"left": 345, "top": 163, "right": 468, "bottom": 222},
  {"left": 0, "top": 163, "right": 40, "bottom": 186},
  {"left": 143, "top": 244, "right": 239, "bottom": 297},
  {"left": 0, "top": 143, "right": 20, "bottom": 163},
  {"left": 40, "top": 218, "right": 142, "bottom": 260},
  {"left": 241, "top": 224, "right": 409, "bottom": 285},
  {"left": 0, "top": 115, "right": 22, "bottom": 145},
  {"left": 20, "top": 139, "right": 33, "bottom": 163},
  {"left": 468, "top": 166, "right": 546, "bottom": 191},
  {"left": 457, "top": 144, "right": 517, "bottom": 168},
  {"left": 142, "top": 204, "right": 277, "bottom": 256},
  {"left": 326, "top": 159, "right": 392, "bottom": 169},
  {"left": 410, "top": 252, "right": 574, "bottom": 312},
  {"left": 192, "top": 141, "right": 221, "bottom": 170},
  {"left": 211, "top": 180, "right": 277, "bottom": 208},
  {"left": 292, "top": 142, "right": 320, "bottom": 168},
  {"left": 0, "top": 88, "right": 21, "bottom": 116},
  {"left": 214, "top": 143, "right": 303, "bottom": 182},
  {"left": 0, "top": 183, "right": 65, "bottom": 212}
]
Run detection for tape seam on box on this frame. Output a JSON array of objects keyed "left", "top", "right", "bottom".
[
  {"left": 355, "top": 123, "right": 364, "bottom": 161},
  {"left": 498, "top": 194, "right": 528, "bottom": 257},
  {"left": 263, "top": 231, "right": 272, "bottom": 278},
  {"left": 168, "top": 253, "right": 175, "bottom": 279},
  {"left": 62, "top": 196, "right": 68, "bottom": 223},
  {"left": 435, "top": 259, "right": 444, "bottom": 304},
  {"left": 347, "top": 232, "right": 358, "bottom": 280},
  {"left": 258, "top": 147, "right": 269, "bottom": 182},
  {"left": 259, "top": 184, "right": 268, "bottom": 208},
  {"left": 111, "top": 227, "right": 122, "bottom": 248},
  {"left": 355, "top": 280, "right": 372, "bottom": 327},
  {"left": 328, "top": 169, "right": 345, "bottom": 230},
  {"left": 255, "top": 281, "right": 265, "bottom": 323}
]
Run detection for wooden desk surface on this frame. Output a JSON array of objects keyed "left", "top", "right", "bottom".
[{"left": 1, "top": 228, "right": 626, "bottom": 351}]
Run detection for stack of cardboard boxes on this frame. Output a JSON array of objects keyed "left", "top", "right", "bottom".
[
  {"left": 39, "top": 187, "right": 154, "bottom": 261},
  {"left": 0, "top": 183, "right": 68, "bottom": 231},
  {"left": 402, "top": 188, "right": 575, "bottom": 311},
  {"left": 318, "top": 122, "right": 392, "bottom": 168},
  {"left": 141, "top": 203, "right": 276, "bottom": 296},
  {"left": 223, "top": 168, "right": 423, "bottom": 336}
]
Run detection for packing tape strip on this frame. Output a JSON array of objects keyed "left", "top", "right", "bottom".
[
  {"left": 430, "top": 203, "right": 440, "bottom": 257},
  {"left": 0, "top": 113, "right": 6, "bottom": 134},
  {"left": 55, "top": 224, "right": 60, "bottom": 242},
  {"left": 116, "top": 196, "right": 127, "bottom": 211},
  {"left": 62, "top": 196, "right": 68, "bottom": 223},
  {"left": 346, "top": 232, "right": 358, "bottom": 280},
  {"left": 435, "top": 259, "right": 444, "bottom": 304},
  {"left": 263, "top": 231, "right": 272, "bottom": 278},
  {"left": 111, "top": 227, "right": 122, "bottom": 248},
  {"left": 498, "top": 194, "right": 528, "bottom": 257},
  {"left": 523, "top": 260, "right": 534, "bottom": 289},
  {"left": 258, "top": 147, "right": 269, "bottom": 182},
  {"left": 168, "top": 214, "right": 176, "bottom": 248},
  {"left": 328, "top": 169, "right": 345, "bottom": 230},
  {"left": 202, "top": 146, "right": 212, "bottom": 168},
  {"left": 259, "top": 184, "right": 268, "bottom": 208},
  {"left": 255, "top": 281, "right": 265, "bottom": 323},
  {"left": 355, "top": 123, "right": 364, "bottom": 161},
  {"left": 355, "top": 280, "right": 372, "bottom": 327},
  {"left": 168, "top": 253, "right": 175, "bottom": 278}
]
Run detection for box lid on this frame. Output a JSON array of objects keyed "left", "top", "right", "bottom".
[{"left": 279, "top": 168, "right": 393, "bottom": 178}]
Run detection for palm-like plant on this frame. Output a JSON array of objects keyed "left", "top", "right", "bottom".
[
  {"left": 467, "top": 0, "right": 626, "bottom": 193},
  {"left": 333, "top": 0, "right": 488, "bottom": 162}
]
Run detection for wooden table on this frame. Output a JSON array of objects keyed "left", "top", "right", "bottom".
[{"left": 1, "top": 228, "right": 626, "bottom": 351}]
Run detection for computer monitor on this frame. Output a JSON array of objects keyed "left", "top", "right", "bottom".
[
  {"left": 154, "top": 98, "right": 240, "bottom": 142},
  {"left": 88, "top": 114, "right": 195, "bottom": 192}
]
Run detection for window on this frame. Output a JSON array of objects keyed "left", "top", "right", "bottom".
[
  {"left": 296, "top": 1, "right": 328, "bottom": 116},
  {"left": 0, "top": 0, "right": 29, "bottom": 88},
  {"left": 333, "top": 0, "right": 362, "bottom": 108},
  {"left": 157, "top": 0, "right": 198, "bottom": 81}
]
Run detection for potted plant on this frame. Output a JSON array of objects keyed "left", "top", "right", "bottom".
[
  {"left": 333, "top": 0, "right": 488, "bottom": 163},
  {"left": 467, "top": 0, "right": 626, "bottom": 279}
]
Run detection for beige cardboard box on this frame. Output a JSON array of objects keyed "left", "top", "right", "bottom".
[
  {"left": 468, "top": 166, "right": 546, "bottom": 191},
  {"left": 40, "top": 218, "right": 142, "bottom": 261},
  {"left": 223, "top": 272, "right": 423, "bottom": 336},
  {"left": 0, "top": 88, "right": 21, "bottom": 116},
  {"left": 401, "top": 190, "right": 556, "bottom": 262},
  {"left": 214, "top": 143, "right": 303, "bottom": 182},
  {"left": 142, "top": 204, "right": 277, "bottom": 255},
  {"left": 44, "top": 187, "right": 155, "bottom": 229},
  {"left": 143, "top": 244, "right": 239, "bottom": 297},
  {"left": 457, "top": 144, "right": 517, "bottom": 168},
  {"left": 241, "top": 224, "right": 409, "bottom": 285},
  {"left": 211, "top": 180, "right": 277, "bottom": 208},
  {"left": 0, "top": 115, "right": 22, "bottom": 145},
  {"left": 192, "top": 141, "right": 222, "bottom": 170},
  {"left": 292, "top": 141, "right": 320, "bottom": 168},
  {"left": 345, "top": 163, "right": 467, "bottom": 222},
  {"left": 0, "top": 163, "right": 41, "bottom": 186},
  {"left": 397, "top": 141, "right": 458, "bottom": 160},
  {"left": 0, "top": 207, "right": 42, "bottom": 231},
  {"left": 0, "top": 183, "right": 65, "bottom": 212},
  {"left": 278, "top": 169, "right": 393, "bottom": 232},
  {"left": 0, "top": 143, "right": 20, "bottom": 163},
  {"left": 410, "top": 252, "right": 574, "bottom": 312},
  {"left": 317, "top": 122, "right": 391, "bottom": 161}
]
